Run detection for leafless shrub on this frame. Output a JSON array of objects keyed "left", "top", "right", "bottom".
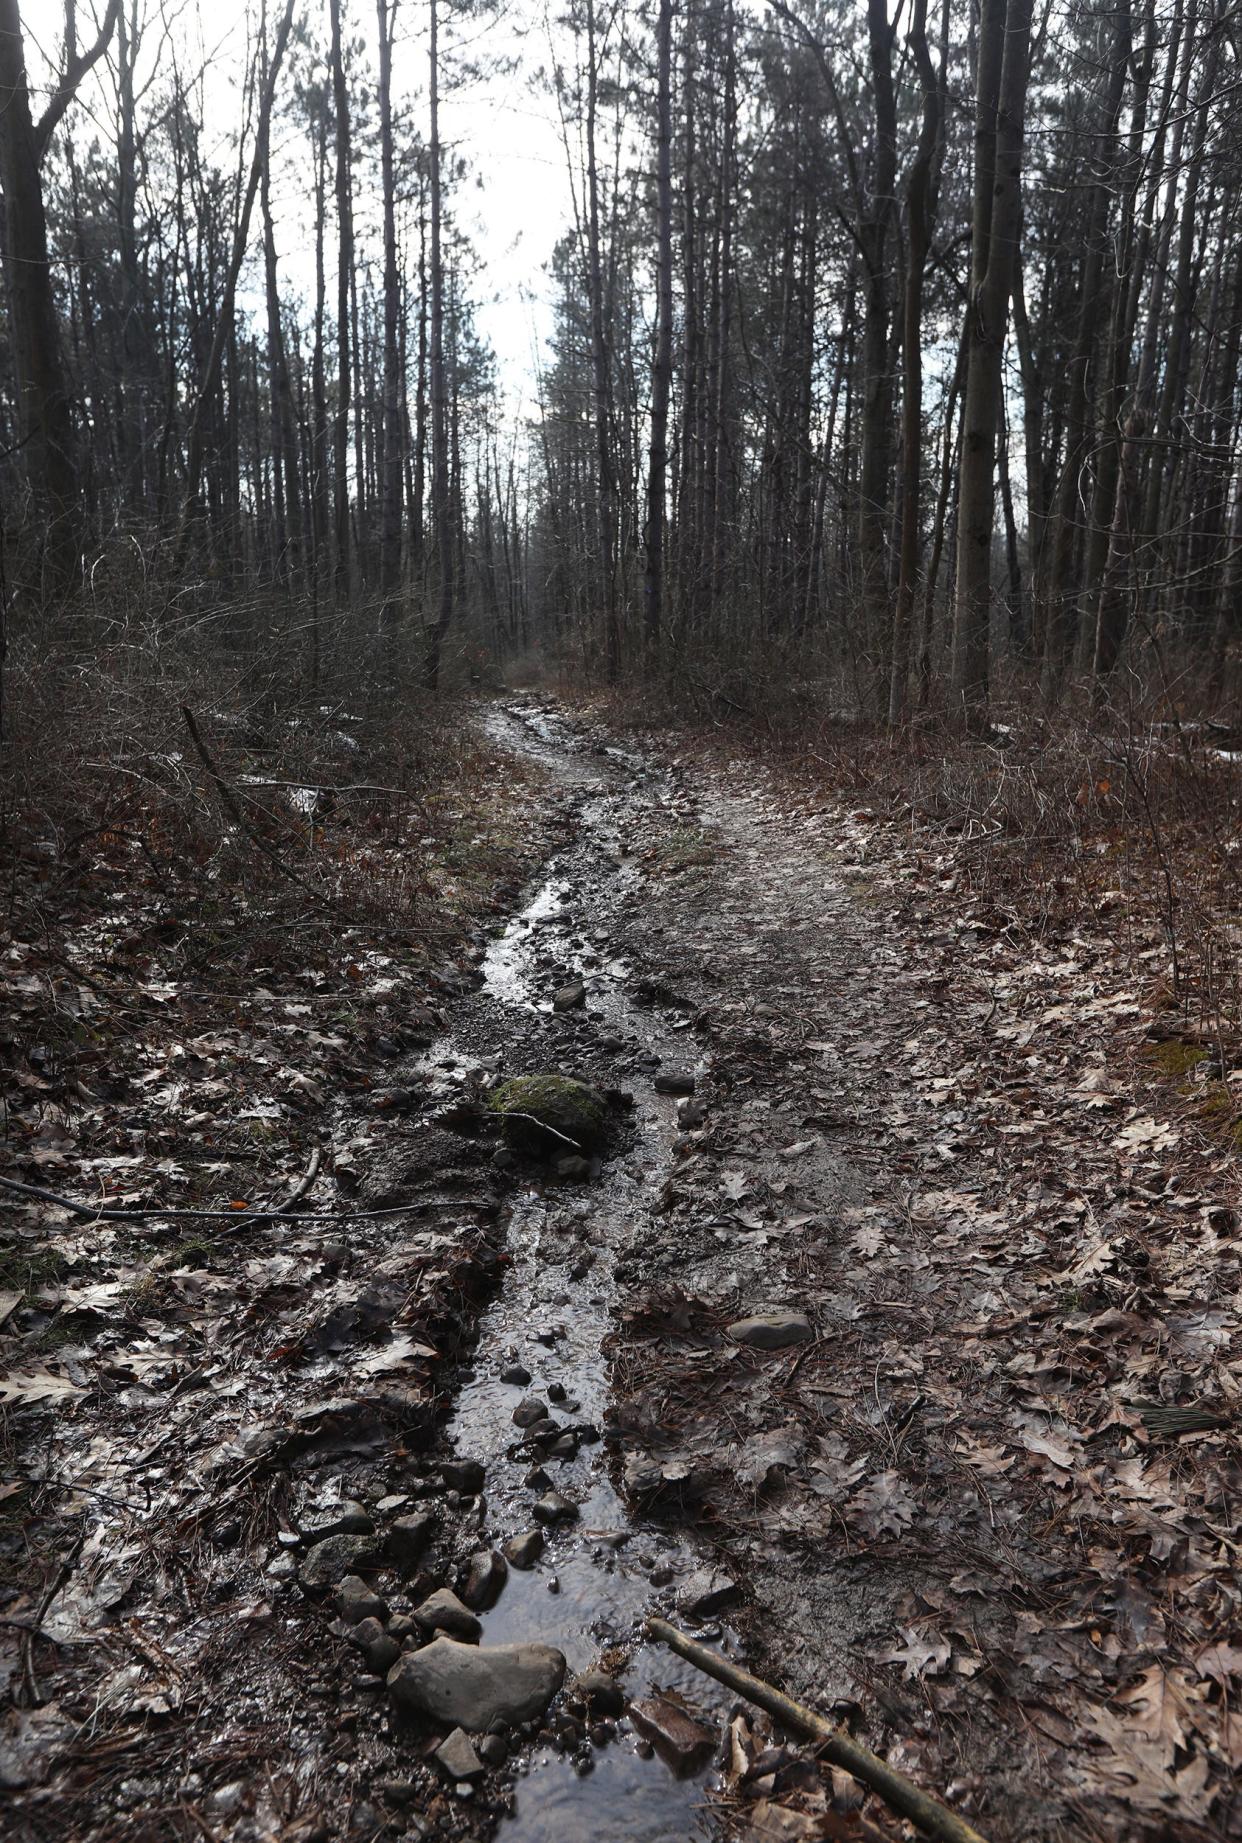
[{"left": 1, "top": 587, "right": 481, "bottom": 979}]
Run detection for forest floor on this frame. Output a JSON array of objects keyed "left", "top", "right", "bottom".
[{"left": 2, "top": 693, "right": 1239, "bottom": 1843}]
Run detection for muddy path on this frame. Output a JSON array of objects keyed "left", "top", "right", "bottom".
[
  {"left": 410, "top": 699, "right": 741, "bottom": 1841},
  {"left": 2, "top": 700, "right": 745, "bottom": 1843},
  {"left": 9, "top": 692, "right": 1234, "bottom": 1843}
]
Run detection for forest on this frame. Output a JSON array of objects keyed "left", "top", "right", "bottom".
[
  {"left": 1, "top": 0, "right": 1239, "bottom": 717},
  {"left": 3, "top": 3, "right": 1242, "bottom": 1843}
]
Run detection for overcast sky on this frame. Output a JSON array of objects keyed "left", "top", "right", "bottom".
[{"left": 30, "top": 0, "right": 583, "bottom": 410}]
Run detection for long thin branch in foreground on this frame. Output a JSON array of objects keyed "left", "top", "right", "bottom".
[
  {"left": 646, "top": 1617, "right": 992, "bottom": 1843},
  {"left": 0, "top": 1172, "right": 446, "bottom": 1227}
]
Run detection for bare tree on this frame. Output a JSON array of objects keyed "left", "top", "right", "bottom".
[{"left": 950, "top": 0, "right": 1035, "bottom": 720}]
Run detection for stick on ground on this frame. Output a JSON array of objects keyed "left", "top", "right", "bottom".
[{"left": 646, "top": 1616, "right": 992, "bottom": 1843}]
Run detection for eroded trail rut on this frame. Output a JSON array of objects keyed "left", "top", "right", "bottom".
[
  {"left": 19, "top": 693, "right": 1218, "bottom": 1843},
  {"left": 4, "top": 698, "right": 752, "bottom": 1843},
  {"left": 415, "top": 701, "right": 737, "bottom": 1840}
]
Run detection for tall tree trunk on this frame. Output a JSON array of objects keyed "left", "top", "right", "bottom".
[
  {"left": 179, "top": 0, "right": 296, "bottom": 561},
  {"left": 0, "top": 0, "right": 104, "bottom": 583},
  {"left": 858, "top": 0, "right": 897, "bottom": 697},
  {"left": 1039, "top": 0, "right": 1130, "bottom": 699},
  {"left": 423, "top": 0, "right": 454, "bottom": 689},
  {"left": 329, "top": 0, "right": 354, "bottom": 600},
  {"left": 643, "top": 0, "right": 674, "bottom": 660},
  {"left": 888, "top": 0, "right": 942, "bottom": 722},
  {"left": 259, "top": 25, "right": 291, "bottom": 585},
  {"left": 950, "top": 0, "right": 1035, "bottom": 721},
  {"left": 377, "top": 0, "right": 404, "bottom": 622},
  {"left": 585, "top": 0, "right": 620, "bottom": 679}
]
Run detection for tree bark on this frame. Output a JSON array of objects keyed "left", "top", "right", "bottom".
[
  {"left": 377, "top": 0, "right": 404, "bottom": 622},
  {"left": 423, "top": 0, "right": 454, "bottom": 689},
  {"left": 179, "top": 0, "right": 296, "bottom": 562},
  {"left": 329, "top": 0, "right": 355, "bottom": 600},
  {"left": 642, "top": 0, "right": 674, "bottom": 661},
  {"left": 888, "top": 0, "right": 942, "bottom": 722},
  {"left": 0, "top": 0, "right": 118, "bottom": 582},
  {"left": 950, "top": 0, "right": 1035, "bottom": 721}
]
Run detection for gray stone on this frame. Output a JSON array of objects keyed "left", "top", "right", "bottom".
[
  {"left": 372, "top": 1778, "right": 416, "bottom": 1807},
  {"left": 679, "top": 1567, "right": 741, "bottom": 1619},
  {"left": 677, "top": 1098, "right": 708, "bottom": 1128},
  {"left": 726, "top": 1312, "right": 814, "bottom": 1349},
  {"left": 629, "top": 1692, "right": 716, "bottom": 1770},
  {"left": 654, "top": 1071, "right": 696, "bottom": 1095},
  {"left": 441, "top": 1458, "right": 486, "bottom": 1494},
  {"left": 499, "top": 1363, "right": 531, "bottom": 1386},
  {"left": 336, "top": 1575, "right": 388, "bottom": 1624},
  {"left": 303, "top": 1500, "right": 375, "bottom": 1544},
  {"left": 350, "top": 1616, "right": 401, "bottom": 1674},
  {"left": 388, "top": 1637, "right": 566, "bottom": 1731},
  {"left": 478, "top": 1733, "right": 508, "bottom": 1767},
  {"left": 502, "top": 1528, "right": 545, "bottom": 1570},
  {"left": 574, "top": 1669, "right": 625, "bottom": 1718},
  {"left": 512, "top": 1395, "right": 550, "bottom": 1429},
  {"left": 552, "top": 982, "right": 586, "bottom": 1012},
  {"left": 435, "top": 1728, "right": 485, "bottom": 1782},
  {"left": 298, "top": 1533, "right": 378, "bottom": 1590},
  {"left": 532, "top": 1491, "right": 578, "bottom": 1525},
  {"left": 413, "top": 1588, "right": 482, "bottom": 1641},
  {"left": 555, "top": 1154, "right": 593, "bottom": 1180},
  {"left": 386, "top": 1514, "right": 433, "bottom": 1570},
  {"left": 461, "top": 1550, "right": 507, "bottom": 1612}
]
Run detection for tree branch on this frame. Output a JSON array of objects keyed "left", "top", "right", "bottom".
[{"left": 34, "top": 0, "right": 122, "bottom": 163}]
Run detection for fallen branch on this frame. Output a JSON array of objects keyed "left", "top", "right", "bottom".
[
  {"left": 645, "top": 1617, "right": 992, "bottom": 1843},
  {"left": 236, "top": 779, "right": 413, "bottom": 797},
  {"left": 275, "top": 1145, "right": 322, "bottom": 1213},
  {"left": 498, "top": 1109, "right": 585, "bottom": 1151},
  {"left": 18, "top": 1526, "right": 86, "bottom": 1709},
  {"left": 210, "top": 1146, "right": 325, "bottom": 1236},
  {"left": 180, "top": 705, "right": 323, "bottom": 901},
  {"left": 0, "top": 1173, "right": 432, "bottom": 1226}
]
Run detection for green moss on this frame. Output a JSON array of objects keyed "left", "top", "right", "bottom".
[
  {"left": 488, "top": 1074, "right": 607, "bottom": 1154},
  {"left": 1142, "top": 1039, "right": 1208, "bottom": 1078},
  {"left": 0, "top": 1242, "right": 68, "bottom": 1299},
  {"left": 1197, "top": 1084, "right": 1236, "bottom": 1121},
  {"left": 654, "top": 826, "right": 718, "bottom": 873},
  {"left": 164, "top": 1234, "right": 218, "bottom": 1268}
]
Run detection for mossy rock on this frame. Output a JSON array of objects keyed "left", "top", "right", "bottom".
[{"left": 488, "top": 1075, "right": 607, "bottom": 1156}]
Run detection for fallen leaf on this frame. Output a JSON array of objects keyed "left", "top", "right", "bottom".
[{"left": 0, "top": 1369, "right": 86, "bottom": 1406}]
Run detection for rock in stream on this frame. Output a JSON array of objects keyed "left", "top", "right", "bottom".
[{"left": 387, "top": 1636, "right": 566, "bottom": 1730}]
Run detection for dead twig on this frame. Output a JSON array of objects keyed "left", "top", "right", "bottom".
[
  {"left": 0, "top": 1172, "right": 424, "bottom": 1226},
  {"left": 213, "top": 1146, "right": 326, "bottom": 1236},
  {"left": 18, "top": 1525, "right": 86, "bottom": 1709},
  {"left": 180, "top": 705, "right": 324, "bottom": 903},
  {"left": 645, "top": 1617, "right": 992, "bottom": 1843},
  {"left": 274, "top": 1145, "right": 322, "bottom": 1213},
  {"left": 497, "top": 1109, "right": 585, "bottom": 1151}
]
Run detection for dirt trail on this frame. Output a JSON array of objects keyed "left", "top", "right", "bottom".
[
  {"left": 598, "top": 725, "right": 1240, "bottom": 1843},
  {"left": 4, "top": 696, "right": 1238, "bottom": 1843}
]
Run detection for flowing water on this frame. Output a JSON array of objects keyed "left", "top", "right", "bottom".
[{"left": 436, "top": 702, "right": 736, "bottom": 1840}]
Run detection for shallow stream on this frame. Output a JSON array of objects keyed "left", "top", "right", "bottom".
[{"left": 435, "top": 703, "right": 735, "bottom": 1841}]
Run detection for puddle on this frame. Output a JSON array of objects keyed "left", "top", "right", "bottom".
[{"left": 436, "top": 702, "right": 735, "bottom": 1840}]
